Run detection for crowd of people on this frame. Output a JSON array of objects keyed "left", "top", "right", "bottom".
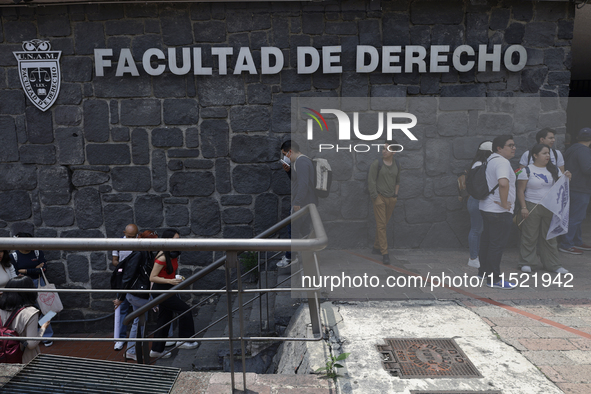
[
  {"left": 1, "top": 129, "right": 589, "bottom": 365},
  {"left": 464, "top": 127, "right": 591, "bottom": 289},
  {"left": 111, "top": 226, "right": 199, "bottom": 360},
  {"left": 0, "top": 226, "right": 199, "bottom": 363}
]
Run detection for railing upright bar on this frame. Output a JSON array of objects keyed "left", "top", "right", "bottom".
[
  {"left": 235, "top": 252, "right": 248, "bottom": 391},
  {"left": 266, "top": 252, "right": 271, "bottom": 332},
  {"left": 302, "top": 228, "right": 322, "bottom": 337},
  {"left": 224, "top": 252, "right": 236, "bottom": 393},
  {"left": 136, "top": 313, "right": 146, "bottom": 364}
]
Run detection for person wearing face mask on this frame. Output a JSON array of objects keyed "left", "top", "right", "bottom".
[
  {"left": 148, "top": 229, "right": 198, "bottom": 359},
  {"left": 277, "top": 140, "right": 317, "bottom": 269}
]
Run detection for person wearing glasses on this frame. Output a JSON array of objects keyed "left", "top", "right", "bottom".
[{"left": 478, "top": 135, "right": 517, "bottom": 290}]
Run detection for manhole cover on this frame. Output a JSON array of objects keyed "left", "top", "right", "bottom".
[
  {"left": 410, "top": 392, "right": 501, "bottom": 394},
  {"left": 377, "top": 338, "right": 482, "bottom": 379}
]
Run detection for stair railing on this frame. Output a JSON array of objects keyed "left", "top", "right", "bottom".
[{"left": 0, "top": 203, "right": 327, "bottom": 394}]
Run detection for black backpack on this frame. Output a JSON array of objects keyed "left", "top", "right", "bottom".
[{"left": 465, "top": 156, "right": 500, "bottom": 200}]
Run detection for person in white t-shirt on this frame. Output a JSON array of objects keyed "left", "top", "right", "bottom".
[
  {"left": 516, "top": 144, "right": 571, "bottom": 274},
  {"left": 518, "top": 128, "right": 565, "bottom": 173},
  {"left": 478, "top": 135, "right": 517, "bottom": 290},
  {"left": 112, "top": 223, "right": 138, "bottom": 351}
]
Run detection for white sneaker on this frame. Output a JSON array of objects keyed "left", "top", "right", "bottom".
[
  {"left": 277, "top": 256, "right": 291, "bottom": 268},
  {"left": 177, "top": 341, "right": 199, "bottom": 350},
  {"left": 521, "top": 265, "right": 532, "bottom": 273},
  {"left": 165, "top": 341, "right": 176, "bottom": 347},
  {"left": 467, "top": 258, "right": 480, "bottom": 268},
  {"left": 555, "top": 267, "right": 569, "bottom": 274},
  {"left": 114, "top": 341, "right": 125, "bottom": 351},
  {"left": 149, "top": 350, "right": 171, "bottom": 359},
  {"left": 125, "top": 352, "right": 137, "bottom": 361}
]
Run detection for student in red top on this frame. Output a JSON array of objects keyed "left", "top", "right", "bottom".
[{"left": 148, "top": 229, "right": 198, "bottom": 359}]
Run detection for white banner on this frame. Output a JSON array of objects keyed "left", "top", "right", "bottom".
[{"left": 539, "top": 175, "right": 570, "bottom": 240}]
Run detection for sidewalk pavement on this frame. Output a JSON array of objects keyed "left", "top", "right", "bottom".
[{"left": 307, "top": 243, "right": 591, "bottom": 394}]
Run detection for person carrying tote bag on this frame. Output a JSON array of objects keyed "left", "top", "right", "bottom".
[{"left": 36, "top": 270, "right": 63, "bottom": 316}]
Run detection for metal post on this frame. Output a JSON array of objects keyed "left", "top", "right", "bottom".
[
  {"left": 137, "top": 313, "right": 148, "bottom": 364},
  {"left": 225, "top": 252, "right": 237, "bottom": 393},
  {"left": 258, "top": 251, "right": 263, "bottom": 334},
  {"left": 265, "top": 251, "right": 270, "bottom": 332},
  {"left": 235, "top": 252, "right": 248, "bottom": 391},
  {"left": 301, "top": 225, "right": 322, "bottom": 337}
]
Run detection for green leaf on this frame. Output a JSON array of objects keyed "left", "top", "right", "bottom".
[
  {"left": 335, "top": 353, "right": 350, "bottom": 361},
  {"left": 334, "top": 364, "right": 344, "bottom": 368},
  {"left": 315, "top": 367, "right": 328, "bottom": 372}
]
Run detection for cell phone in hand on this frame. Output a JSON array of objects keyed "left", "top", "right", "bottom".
[
  {"left": 280, "top": 159, "right": 290, "bottom": 167},
  {"left": 38, "top": 310, "right": 56, "bottom": 326}
]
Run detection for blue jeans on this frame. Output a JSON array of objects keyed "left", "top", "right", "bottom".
[
  {"left": 478, "top": 211, "right": 513, "bottom": 283},
  {"left": 467, "top": 197, "right": 483, "bottom": 260},
  {"left": 125, "top": 294, "right": 150, "bottom": 355},
  {"left": 32, "top": 278, "right": 53, "bottom": 339},
  {"left": 560, "top": 191, "right": 591, "bottom": 249},
  {"left": 116, "top": 298, "right": 130, "bottom": 339}
]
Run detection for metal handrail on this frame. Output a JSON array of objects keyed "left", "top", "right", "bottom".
[
  {"left": 0, "top": 205, "right": 323, "bottom": 253},
  {"left": 0, "top": 204, "right": 327, "bottom": 393},
  {"left": 124, "top": 204, "right": 325, "bottom": 324}
]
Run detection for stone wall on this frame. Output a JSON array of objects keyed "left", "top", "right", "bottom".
[{"left": 0, "top": 0, "right": 574, "bottom": 319}]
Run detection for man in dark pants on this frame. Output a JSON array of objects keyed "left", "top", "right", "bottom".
[
  {"left": 277, "top": 140, "right": 318, "bottom": 268},
  {"left": 478, "top": 135, "right": 517, "bottom": 289},
  {"left": 559, "top": 127, "right": 591, "bottom": 254}
]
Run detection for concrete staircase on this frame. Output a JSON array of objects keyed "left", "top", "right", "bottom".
[{"left": 155, "top": 267, "right": 300, "bottom": 373}]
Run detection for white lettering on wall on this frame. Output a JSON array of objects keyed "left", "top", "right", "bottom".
[{"left": 93, "top": 45, "right": 528, "bottom": 77}]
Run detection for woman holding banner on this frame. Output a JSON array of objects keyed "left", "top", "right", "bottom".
[{"left": 516, "top": 144, "right": 571, "bottom": 274}]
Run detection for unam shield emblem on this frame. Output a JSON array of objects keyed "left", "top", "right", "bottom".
[{"left": 13, "top": 39, "right": 62, "bottom": 112}]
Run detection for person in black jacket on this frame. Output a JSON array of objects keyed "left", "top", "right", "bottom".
[
  {"left": 112, "top": 230, "right": 158, "bottom": 361},
  {"left": 559, "top": 128, "right": 591, "bottom": 254}
]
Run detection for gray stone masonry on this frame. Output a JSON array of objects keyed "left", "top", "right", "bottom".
[{"left": 0, "top": 0, "right": 575, "bottom": 323}]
